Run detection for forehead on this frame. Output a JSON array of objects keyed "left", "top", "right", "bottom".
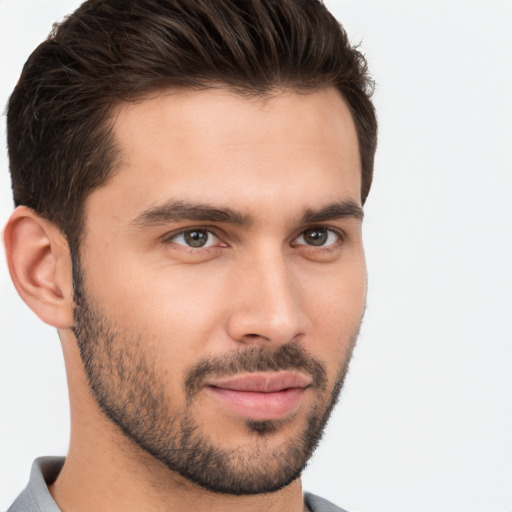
[{"left": 88, "top": 87, "right": 362, "bottom": 225}]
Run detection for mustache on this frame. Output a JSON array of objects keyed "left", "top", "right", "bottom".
[{"left": 184, "top": 342, "right": 327, "bottom": 401}]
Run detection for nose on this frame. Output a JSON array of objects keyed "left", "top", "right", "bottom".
[{"left": 225, "top": 249, "right": 308, "bottom": 346}]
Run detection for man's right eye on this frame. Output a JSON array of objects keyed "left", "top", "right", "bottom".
[{"left": 168, "top": 228, "right": 220, "bottom": 248}]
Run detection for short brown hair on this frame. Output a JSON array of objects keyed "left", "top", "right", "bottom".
[{"left": 7, "top": 0, "right": 377, "bottom": 250}]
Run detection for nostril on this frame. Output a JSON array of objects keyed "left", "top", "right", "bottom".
[{"left": 244, "top": 333, "right": 271, "bottom": 341}]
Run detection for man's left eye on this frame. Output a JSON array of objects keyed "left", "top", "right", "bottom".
[
  {"left": 169, "top": 229, "right": 219, "bottom": 248},
  {"left": 294, "top": 227, "right": 340, "bottom": 247}
]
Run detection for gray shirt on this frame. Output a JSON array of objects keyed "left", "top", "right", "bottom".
[{"left": 7, "top": 457, "right": 348, "bottom": 512}]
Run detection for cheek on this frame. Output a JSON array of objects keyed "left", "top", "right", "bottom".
[
  {"left": 82, "top": 247, "right": 230, "bottom": 364},
  {"left": 299, "top": 257, "right": 367, "bottom": 361}
]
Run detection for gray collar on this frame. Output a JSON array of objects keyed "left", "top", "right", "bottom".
[{"left": 7, "top": 457, "right": 63, "bottom": 512}]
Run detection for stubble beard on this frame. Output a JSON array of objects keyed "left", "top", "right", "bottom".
[{"left": 71, "top": 261, "right": 360, "bottom": 495}]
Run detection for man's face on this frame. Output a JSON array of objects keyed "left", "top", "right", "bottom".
[{"left": 73, "top": 88, "right": 366, "bottom": 494}]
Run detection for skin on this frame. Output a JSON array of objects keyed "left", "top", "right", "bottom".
[{"left": 4, "top": 87, "right": 366, "bottom": 512}]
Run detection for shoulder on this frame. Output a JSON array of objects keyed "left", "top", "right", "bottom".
[{"left": 304, "top": 492, "right": 350, "bottom": 512}]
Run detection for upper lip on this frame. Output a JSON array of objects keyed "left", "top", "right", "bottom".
[{"left": 207, "top": 372, "right": 312, "bottom": 393}]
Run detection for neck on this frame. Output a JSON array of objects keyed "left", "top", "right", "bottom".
[{"left": 50, "top": 430, "right": 306, "bottom": 512}]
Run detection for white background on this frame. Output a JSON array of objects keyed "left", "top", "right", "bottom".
[{"left": 1, "top": 1, "right": 511, "bottom": 511}]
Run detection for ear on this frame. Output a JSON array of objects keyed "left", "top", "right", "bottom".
[{"left": 3, "top": 206, "right": 74, "bottom": 328}]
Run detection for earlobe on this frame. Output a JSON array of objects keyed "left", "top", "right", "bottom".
[{"left": 3, "top": 206, "right": 74, "bottom": 328}]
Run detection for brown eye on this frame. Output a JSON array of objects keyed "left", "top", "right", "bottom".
[
  {"left": 169, "top": 229, "right": 218, "bottom": 248},
  {"left": 303, "top": 228, "right": 328, "bottom": 246},
  {"left": 295, "top": 228, "right": 340, "bottom": 247},
  {"left": 184, "top": 230, "right": 208, "bottom": 247}
]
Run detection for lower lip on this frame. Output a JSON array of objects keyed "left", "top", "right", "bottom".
[{"left": 207, "top": 386, "right": 306, "bottom": 421}]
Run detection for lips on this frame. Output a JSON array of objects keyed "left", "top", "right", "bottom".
[{"left": 206, "top": 372, "right": 312, "bottom": 421}]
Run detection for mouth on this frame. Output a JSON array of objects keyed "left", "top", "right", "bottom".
[{"left": 205, "top": 372, "right": 312, "bottom": 421}]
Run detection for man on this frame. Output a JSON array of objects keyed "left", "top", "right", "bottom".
[{"left": 3, "top": 0, "right": 377, "bottom": 511}]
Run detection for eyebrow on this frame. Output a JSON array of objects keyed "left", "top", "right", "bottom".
[
  {"left": 131, "top": 200, "right": 253, "bottom": 228},
  {"left": 131, "top": 198, "right": 363, "bottom": 229},
  {"left": 300, "top": 200, "right": 364, "bottom": 223}
]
